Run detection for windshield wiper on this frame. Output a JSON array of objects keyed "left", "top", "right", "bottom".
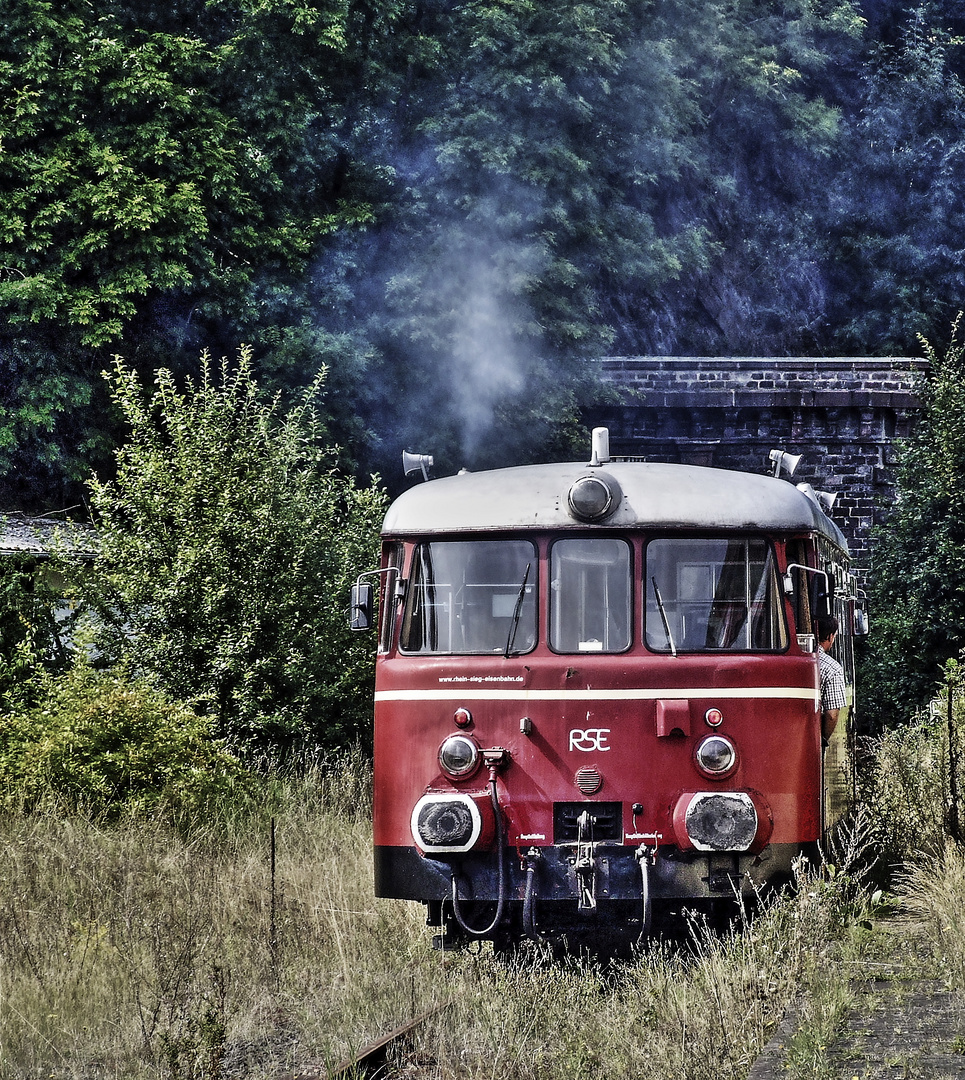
[
  {"left": 651, "top": 576, "right": 678, "bottom": 657},
  {"left": 504, "top": 563, "right": 532, "bottom": 658}
]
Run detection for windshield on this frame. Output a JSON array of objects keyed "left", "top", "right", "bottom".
[
  {"left": 400, "top": 540, "right": 537, "bottom": 655},
  {"left": 646, "top": 538, "right": 788, "bottom": 652},
  {"left": 550, "top": 538, "right": 631, "bottom": 653}
]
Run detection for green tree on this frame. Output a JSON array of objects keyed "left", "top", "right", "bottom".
[
  {"left": 641, "top": 0, "right": 865, "bottom": 354},
  {"left": 318, "top": 0, "right": 868, "bottom": 482},
  {"left": 863, "top": 319, "right": 965, "bottom": 727},
  {"left": 0, "top": 0, "right": 379, "bottom": 347},
  {"left": 12, "top": 0, "right": 965, "bottom": 510},
  {"left": 0, "top": 0, "right": 391, "bottom": 506},
  {"left": 87, "top": 348, "right": 387, "bottom": 754}
]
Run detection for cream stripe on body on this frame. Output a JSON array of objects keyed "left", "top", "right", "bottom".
[{"left": 375, "top": 686, "right": 819, "bottom": 703}]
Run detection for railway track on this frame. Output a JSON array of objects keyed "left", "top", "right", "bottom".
[{"left": 278, "top": 1001, "right": 450, "bottom": 1080}]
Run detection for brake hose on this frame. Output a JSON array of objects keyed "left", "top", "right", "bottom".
[
  {"left": 522, "top": 853, "right": 539, "bottom": 940},
  {"left": 450, "top": 767, "right": 508, "bottom": 937},
  {"left": 637, "top": 844, "right": 654, "bottom": 937}
]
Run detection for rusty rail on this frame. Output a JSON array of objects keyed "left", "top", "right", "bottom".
[{"left": 278, "top": 1001, "right": 450, "bottom": 1080}]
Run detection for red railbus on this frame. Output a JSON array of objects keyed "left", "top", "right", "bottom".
[{"left": 353, "top": 430, "right": 860, "bottom": 951}]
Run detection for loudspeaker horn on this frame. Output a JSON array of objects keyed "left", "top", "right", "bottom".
[{"left": 402, "top": 451, "right": 434, "bottom": 482}]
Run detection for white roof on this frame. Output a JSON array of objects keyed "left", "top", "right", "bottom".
[{"left": 383, "top": 460, "right": 847, "bottom": 549}]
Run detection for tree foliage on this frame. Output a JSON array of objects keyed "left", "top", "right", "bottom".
[
  {"left": 0, "top": 0, "right": 377, "bottom": 347},
  {"left": 86, "top": 349, "right": 387, "bottom": 754},
  {"left": 6, "top": 1, "right": 965, "bottom": 505},
  {"left": 828, "top": 8, "right": 965, "bottom": 351},
  {"left": 0, "top": 0, "right": 388, "bottom": 506},
  {"left": 862, "top": 318, "right": 965, "bottom": 727}
]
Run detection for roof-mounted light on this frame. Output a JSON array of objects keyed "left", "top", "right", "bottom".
[{"left": 567, "top": 472, "right": 621, "bottom": 522}]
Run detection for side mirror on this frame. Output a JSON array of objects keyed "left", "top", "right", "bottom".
[
  {"left": 350, "top": 582, "right": 374, "bottom": 631},
  {"left": 854, "top": 606, "right": 870, "bottom": 637}
]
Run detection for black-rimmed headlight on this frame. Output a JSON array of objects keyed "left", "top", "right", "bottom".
[{"left": 439, "top": 734, "right": 480, "bottom": 779}]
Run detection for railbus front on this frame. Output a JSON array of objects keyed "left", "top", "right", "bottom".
[{"left": 355, "top": 433, "right": 859, "bottom": 950}]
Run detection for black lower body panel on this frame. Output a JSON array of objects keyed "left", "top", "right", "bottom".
[
  {"left": 376, "top": 841, "right": 818, "bottom": 949},
  {"left": 375, "top": 841, "right": 814, "bottom": 904}
]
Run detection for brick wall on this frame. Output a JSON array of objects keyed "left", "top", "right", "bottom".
[{"left": 586, "top": 357, "right": 927, "bottom": 570}]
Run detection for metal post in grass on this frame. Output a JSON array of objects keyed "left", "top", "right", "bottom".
[
  {"left": 270, "top": 815, "right": 279, "bottom": 983},
  {"left": 948, "top": 671, "right": 962, "bottom": 847}
]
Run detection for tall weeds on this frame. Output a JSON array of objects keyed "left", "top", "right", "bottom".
[
  {"left": 418, "top": 849, "right": 876, "bottom": 1080},
  {"left": 862, "top": 658, "right": 965, "bottom": 866},
  {"left": 0, "top": 757, "right": 437, "bottom": 1079},
  {"left": 860, "top": 659, "right": 965, "bottom": 998},
  {"left": 895, "top": 843, "right": 965, "bottom": 987},
  {"left": 0, "top": 755, "right": 882, "bottom": 1080}
]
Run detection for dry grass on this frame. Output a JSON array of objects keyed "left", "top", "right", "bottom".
[
  {"left": 0, "top": 753, "right": 882, "bottom": 1080},
  {"left": 861, "top": 711, "right": 953, "bottom": 865},
  {"left": 895, "top": 842, "right": 965, "bottom": 988},
  {"left": 0, "top": 760, "right": 446, "bottom": 1079}
]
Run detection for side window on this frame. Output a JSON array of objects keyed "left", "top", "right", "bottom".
[
  {"left": 549, "top": 538, "right": 631, "bottom": 653},
  {"left": 378, "top": 542, "right": 403, "bottom": 654},
  {"left": 823, "top": 546, "right": 855, "bottom": 687},
  {"left": 785, "top": 538, "right": 815, "bottom": 649}
]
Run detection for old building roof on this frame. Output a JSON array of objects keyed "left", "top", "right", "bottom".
[{"left": 0, "top": 513, "right": 98, "bottom": 559}]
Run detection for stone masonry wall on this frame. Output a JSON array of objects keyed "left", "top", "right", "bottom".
[{"left": 585, "top": 357, "right": 927, "bottom": 570}]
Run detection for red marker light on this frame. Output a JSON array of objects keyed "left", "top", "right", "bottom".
[
  {"left": 454, "top": 708, "right": 473, "bottom": 728},
  {"left": 704, "top": 708, "right": 724, "bottom": 728}
]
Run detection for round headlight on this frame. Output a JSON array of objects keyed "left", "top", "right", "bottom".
[
  {"left": 685, "top": 792, "right": 758, "bottom": 851},
  {"left": 411, "top": 793, "right": 484, "bottom": 853},
  {"left": 567, "top": 473, "right": 620, "bottom": 521},
  {"left": 416, "top": 799, "right": 475, "bottom": 847},
  {"left": 695, "top": 735, "right": 737, "bottom": 777},
  {"left": 439, "top": 734, "right": 480, "bottom": 779}
]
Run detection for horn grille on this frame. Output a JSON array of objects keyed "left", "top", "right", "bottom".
[{"left": 574, "top": 766, "right": 603, "bottom": 795}]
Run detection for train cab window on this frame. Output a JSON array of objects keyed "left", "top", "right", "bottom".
[
  {"left": 645, "top": 537, "right": 788, "bottom": 653},
  {"left": 399, "top": 540, "right": 537, "bottom": 655},
  {"left": 549, "top": 538, "right": 631, "bottom": 653}
]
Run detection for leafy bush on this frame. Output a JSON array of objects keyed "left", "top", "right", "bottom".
[
  {"left": 861, "top": 657, "right": 965, "bottom": 865},
  {"left": 0, "top": 664, "right": 248, "bottom": 822},
  {"left": 86, "top": 349, "right": 387, "bottom": 757}
]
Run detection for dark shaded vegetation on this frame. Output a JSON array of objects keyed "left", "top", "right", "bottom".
[
  {"left": 3, "top": 0, "right": 965, "bottom": 508},
  {"left": 861, "top": 323, "right": 965, "bottom": 728}
]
